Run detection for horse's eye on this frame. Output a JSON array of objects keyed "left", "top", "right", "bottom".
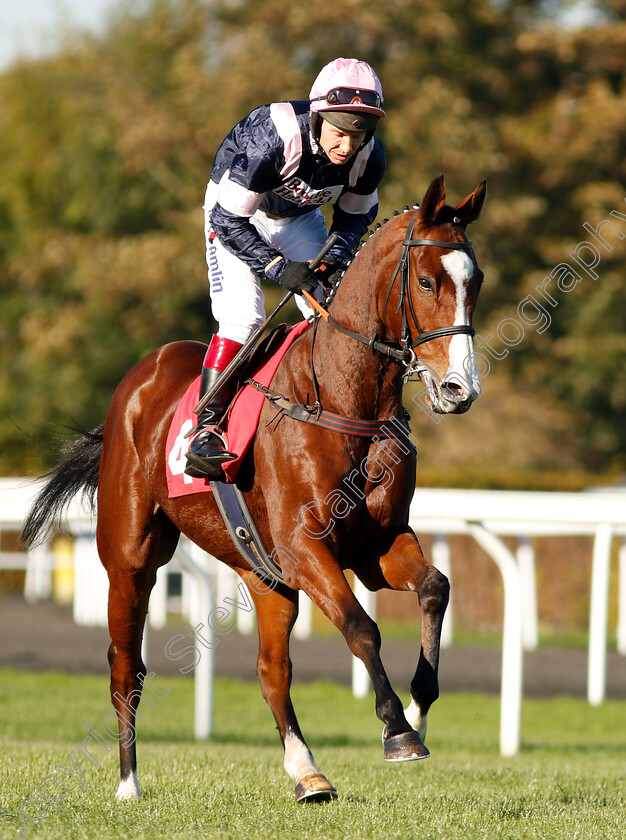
[{"left": 418, "top": 277, "right": 433, "bottom": 292}]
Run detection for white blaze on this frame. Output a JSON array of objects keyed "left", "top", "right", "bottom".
[{"left": 440, "top": 250, "right": 481, "bottom": 398}]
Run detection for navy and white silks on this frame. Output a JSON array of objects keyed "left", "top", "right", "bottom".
[{"left": 204, "top": 100, "right": 386, "bottom": 344}]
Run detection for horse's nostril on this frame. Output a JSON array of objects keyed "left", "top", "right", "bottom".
[{"left": 441, "top": 380, "right": 465, "bottom": 401}]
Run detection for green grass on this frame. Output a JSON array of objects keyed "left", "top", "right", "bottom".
[{"left": 1, "top": 670, "right": 624, "bottom": 839}]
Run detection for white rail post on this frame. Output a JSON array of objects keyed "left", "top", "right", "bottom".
[
  {"left": 432, "top": 533, "right": 453, "bottom": 648},
  {"left": 174, "top": 541, "right": 216, "bottom": 740},
  {"left": 517, "top": 536, "right": 538, "bottom": 651},
  {"left": 618, "top": 539, "right": 626, "bottom": 656},
  {"left": 587, "top": 524, "right": 613, "bottom": 706},
  {"left": 352, "top": 578, "right": 375, "bottom": 698},
  {"left": 73, "top": 531, "right": 108, "bottom": 627},
  {"left": 467, "top": 522, "right": 523, "bottom": 757},
  {"left": 24, "top": 542, "right": 53, "bottom": 602},
  {"left": 293, "top": 591, "right": 313, "bottom": 640},
  {"left": 148, "top": 566, "right": 168, "bottom": 629},
  {"left": 231, "top": 565, "right": 256, "bottom": 635}
]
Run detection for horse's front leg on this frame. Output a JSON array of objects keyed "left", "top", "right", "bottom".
[
  {"left": 242, "top": 570, "right": 337, "bottom": 802},
  {"left": 283, "top": 542, "right": 429, "bottom": 763},
  {"left": 376, "top": 529, "right": 450, "bottom": 742}
]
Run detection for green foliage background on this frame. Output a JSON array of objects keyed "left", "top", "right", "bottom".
[{"left": 0, "top": 0, "right": 624, "bottom": 484}]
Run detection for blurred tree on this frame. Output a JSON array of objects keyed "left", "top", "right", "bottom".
[{"left": 0, "top": 0, "right": 623, "bottom": 481}]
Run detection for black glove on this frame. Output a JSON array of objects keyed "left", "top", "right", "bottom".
[
  {"left": 319, "top": 256, "right": 348, "bottom": 288},
  {"left": 277, "top": 261, "right": 318, "bottom": 294}
]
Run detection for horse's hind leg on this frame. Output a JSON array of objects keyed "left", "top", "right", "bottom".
[
  {"left": 244, "top": 570, "right": 337, "bottom": 803},
  {"left": 98, "top": 493, "right": 179, "bottom": 800}
]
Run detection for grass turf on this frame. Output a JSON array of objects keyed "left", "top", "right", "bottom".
[{"left": 0, "top": 670, "right": 624, "bottom": 839}]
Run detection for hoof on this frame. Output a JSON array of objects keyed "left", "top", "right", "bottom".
[
  {"left": 383, "top": 730, "right": 430, "bottom": 763},
  {"left": 295, "top": 773, "right": 338, "bottom": 803}
]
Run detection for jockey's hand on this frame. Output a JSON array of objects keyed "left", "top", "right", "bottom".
[
  {"left": 318, "top": 256, "right": 348, "bottom": 289},
  {"left": 277, "top": 260, "right": 318, "bottom": 294}
]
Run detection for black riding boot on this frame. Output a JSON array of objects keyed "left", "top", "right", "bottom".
[{"left": 184, "top": 367, "right": 237, "bottom": 480}]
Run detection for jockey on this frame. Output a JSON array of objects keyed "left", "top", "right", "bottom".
[{"left": 185, "top": 57, "right": 386, "bottom": 479}]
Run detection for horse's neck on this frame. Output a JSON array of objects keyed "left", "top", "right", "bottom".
[{"left": 311, "top": 270, "right": 404, "bottom": 422}]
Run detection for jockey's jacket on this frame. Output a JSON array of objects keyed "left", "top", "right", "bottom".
[{"left": 208, "top": 100, "right": 386, "bottom": 277}]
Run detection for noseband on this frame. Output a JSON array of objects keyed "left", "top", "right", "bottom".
[{"left": 324, "top": 209, "right": 477, "bottom": 372}]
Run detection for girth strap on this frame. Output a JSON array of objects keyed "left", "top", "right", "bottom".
[
  {"left": 209, "top": 479, "right": 285, "bottom": 584},
  {"left": 246, "top": 379, "right": 412, "bottom": 439}
]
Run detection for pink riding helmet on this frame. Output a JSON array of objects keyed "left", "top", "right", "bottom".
[{"left": 309, "top": 57, "right": 386, "bottom": 119}]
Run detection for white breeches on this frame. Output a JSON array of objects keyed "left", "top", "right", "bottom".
[{"left": 204, "top": 184, "right": 328, "bottom": 345}]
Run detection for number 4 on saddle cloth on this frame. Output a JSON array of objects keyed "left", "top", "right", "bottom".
[{"left": 166, "top": 320, "right": 309, "bottom": 499}]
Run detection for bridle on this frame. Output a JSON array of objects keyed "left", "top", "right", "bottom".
[
  {"left": 323, "top": 208, "right": 477, "bottom": 377},
  {"left": 250, "top": 209, "right": 480, "bottom": 435}
]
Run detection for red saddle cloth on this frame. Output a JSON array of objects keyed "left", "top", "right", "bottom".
[{"left": 166, "top": 321, "right": 308, "bottom": 498}]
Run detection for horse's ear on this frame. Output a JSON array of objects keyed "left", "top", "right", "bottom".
[
  {"left": 417, "top": 175, "right": 447, "bottom": 226},
  {"left": 454, "top": 180, "right": 487, "bottom": 227}
]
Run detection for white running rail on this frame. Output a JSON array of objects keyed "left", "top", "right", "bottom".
[{"left": 1, "top": 478, "right": 625, "bottom": 755}]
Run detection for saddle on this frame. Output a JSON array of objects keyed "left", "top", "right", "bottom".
[
  {"left": 233, "top": 323, "right": 290, "bottom": 393},
  {"left": 165, "top": 321, "right": 309, "bottom": 499}
]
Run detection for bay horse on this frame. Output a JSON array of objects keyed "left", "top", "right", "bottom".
[{"left": 22, "top": 175, "right": 486, "bottom": 803}]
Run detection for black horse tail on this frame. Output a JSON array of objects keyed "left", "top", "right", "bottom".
[{"left": 20, "top": 424, "right": 105, "bottom": 547}]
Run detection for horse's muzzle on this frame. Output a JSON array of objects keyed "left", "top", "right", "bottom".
[
  {"left": 439, "top": 379, "right": 478, "bottom": 413},
  {"left": 421, "top": 370, "right": 481, "bottom": 415}
]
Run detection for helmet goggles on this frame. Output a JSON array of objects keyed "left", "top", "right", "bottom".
[{"left": 311, "top": 86, "right": 383, "bottom": 111}]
